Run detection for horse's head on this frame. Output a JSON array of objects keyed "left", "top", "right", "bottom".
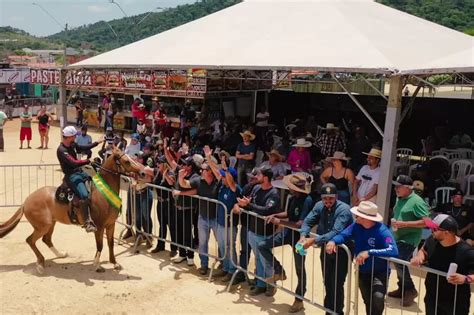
[{"left": 106, "top": 146, "right": 146, "bottom": 178}]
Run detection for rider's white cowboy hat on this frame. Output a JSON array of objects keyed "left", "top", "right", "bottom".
[
  {"left": 62, "top": 126, "right": 78, "bottom": 137},
  {"left": 350, "top": 201, "right": 383, "bottom": 222}
]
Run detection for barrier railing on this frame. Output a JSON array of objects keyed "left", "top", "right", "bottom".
[
  {"left": 228, "top": 207, "right": 353, "bottom": 315},
  {"left": 0, "top": 164, "right": 63, "bottom": 208},
  {"left": 118, "top": 183, "right": 229, "bottom": 281},
  {"left": 352, "top": 255, "right": 467, "bottom": 315}
]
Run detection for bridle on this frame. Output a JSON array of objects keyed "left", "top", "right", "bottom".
[{"left": 93, "top": 153, "right": 142, "bottom": 177}]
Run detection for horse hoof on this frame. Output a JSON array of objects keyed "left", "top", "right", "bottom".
[
  {"left": 113, "top": 263, "right": 122, "bottom": 271},
  {"left": 96, "top": 266, "right": 105, "bottom": 273},
  {"left": 36, "top": 264, "right": 45, "bottom": 275}
]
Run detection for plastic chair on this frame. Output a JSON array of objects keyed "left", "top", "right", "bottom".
[
  {"left": 446, "top": 151, "right": 463, "bottom": 163},
  {"left": 434, "top": 186, "right": 456, "bottom": 206},
  {"left": 463, "top": 174, "right": 474, "bottom": 204},
  {"left": 396, "top": 148, "right": 413, "bottom": 165},
  {"left": 448, "top": 159, "right": 472, "bottom": 186}
]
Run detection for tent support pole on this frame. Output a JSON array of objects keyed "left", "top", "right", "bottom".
[
  {"left": 361, "top": 77, "right": 388, "bottom": 101},
  {"left": 332, "top": 74, "right": 383, "bottom": 137},
  {"left": 400, "top": 84, "right": 422, "bottom": 122},
  {"left": 59, "top": 68, "right": 67, "bottom": 131},
  {"left": 377, "top": 75, "right": 404, "bottom": 222}
]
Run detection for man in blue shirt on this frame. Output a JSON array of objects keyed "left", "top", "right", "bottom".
[
  {"left": 299, "top": 183, "right": 353, "bottom": 315},
  {"left": 325, "top": 201, "right": 398, "bottom": 315},
  {"left": 258, "top": 173, "right": 313, "bottom": 313}
]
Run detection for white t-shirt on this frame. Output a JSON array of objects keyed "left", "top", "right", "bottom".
[
  {"left": 125, "top": 142, "right": 141, "bottom": 157},
  {"left": 256, "top": 112, "right": 270, "bottom": 127},
  {"left": 0, "top": 111, "right": 7, "bottom": 129},
  {"left": 356, "top": 165, "right": 380, "bottom": 200}
]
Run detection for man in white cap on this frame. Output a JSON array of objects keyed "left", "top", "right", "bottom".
[
  {"left": 411, "top": 214, "right": 474, "bottom": 315},
  {"left": 57, "top": 126, "right": 102, "bottom": 232},
  {"left": 326, "top": 201, "right": 398, "bottom": 315},
  {"left": 352, "top": 148, "right": 381, "bottom": 206}
]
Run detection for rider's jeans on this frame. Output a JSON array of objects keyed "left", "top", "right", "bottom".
[{"left": 68, "top": 172, "right": 89, "bottom": 199}]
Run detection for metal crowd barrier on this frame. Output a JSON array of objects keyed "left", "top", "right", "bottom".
[
  {"left": 117, "top": 183, "right": 229, "bottom": 281},
  {"left": 0, "top": 164, "right": 63, "bottom": 208},
  {"left": 352, "top": 255, "right": 467, "bottom": 315},
  {"left": 228, "top": 207, "right": 353, "bottom": 315}
]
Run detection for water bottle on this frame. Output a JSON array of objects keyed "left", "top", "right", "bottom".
[
  {"left": 391, "top": 218, "right": 398, "bottom": 231},
  {"left": 295, "top": 243, "right": 307, "bottom": 256}
]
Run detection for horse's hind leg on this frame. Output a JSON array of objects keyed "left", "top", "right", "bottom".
[
  {"left": 106, "top": 224, "right": 121, "bottom": 271},
  {"left": 42, "top": 222, "right": 67, "bottom": 258},
  {"left": 93, "top": 227, "right": 105, "bottom": 273},
  {"left": 26, "top": 226, "right": 50, "bottom": 274}
]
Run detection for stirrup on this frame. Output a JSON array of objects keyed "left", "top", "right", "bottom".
[{"left": 83, "top": 220, "right": 97, "bottom": 233}]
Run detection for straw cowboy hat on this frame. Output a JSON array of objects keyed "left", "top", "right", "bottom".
[
  {"left": 240, "top": 130, "right": 256, "bottom": 141},
  {"left": 363, "top": 148, "right": 382, "bottom": 159},
  {"left": 326, "top": 151, "right": 350, "bottom": 162},
  {"left": 283, "top": 173, "right": 312, "bottom": 194},
  {"left": 266, "top": 149, "right": 284, "bottom": 162},
  {"left": 324, "top": 123, "right": 339, "bottom": 130},
  {"left": 350, "top": 201, "right": 383, "bottom": 222},
  {"left": 292, "top": 138, "right": 312, "bottom": 148}
]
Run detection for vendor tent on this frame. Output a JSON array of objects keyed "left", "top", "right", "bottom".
[
  {"left": 70, "top": 0, "right": 473, "bottom": 75},
  {"left": 69, "top": 0, "right": 474, "bottom": 220}
]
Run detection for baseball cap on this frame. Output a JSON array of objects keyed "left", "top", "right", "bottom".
[
  {"left": 392, "top": 175, "right": 413, "bottom": 187},
  {"left": 321, "top": 183, "right": 337, "bottom": 197},
  {"left": 155, "top": 155, "right": 167, "bottom": 164},
  {"left": 425, "top": 214, "right": 458, "bottom": 233},
  {"left": 452, "top": 189, "right": 463, "bottom": 196},
  {"left": 219, "top": 167, "right": 238, "bottom": 179},
  {"left": 131, "top": 133, "right": 140, "bottom": 140},
  {"left": 62, "top": 126, "right": 77, "bottom": 137}
]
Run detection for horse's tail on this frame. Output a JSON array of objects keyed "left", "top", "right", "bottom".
[{"left": 0, "top": 206, "right": 24, "bottom": 238}]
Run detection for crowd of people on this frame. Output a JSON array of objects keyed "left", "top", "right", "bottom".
[{"left": 0, "top": 94, "right": 473, "bottom": 315}]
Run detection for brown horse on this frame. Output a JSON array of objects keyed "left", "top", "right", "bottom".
[{"left": 0, "top": 146, "right": 145, "bottom": 274}]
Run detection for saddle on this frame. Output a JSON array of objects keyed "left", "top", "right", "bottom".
[{"left": 55, "top": 177, "right": 91, "bottom": 225}]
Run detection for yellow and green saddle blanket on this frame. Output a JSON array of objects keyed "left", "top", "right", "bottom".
[{"left": 92, "top": 173, "right": 122, "bottom": 213}]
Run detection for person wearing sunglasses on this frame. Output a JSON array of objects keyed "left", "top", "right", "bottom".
[{"left": 411, "top": 214, "right": 474, "bottom": 315}]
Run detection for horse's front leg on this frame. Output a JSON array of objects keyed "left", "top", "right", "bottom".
[
  {"left": 94, "top": 228, "right": 105, "bottom": 273},
  {"left": 106, "top": 224, "right": 121, "bottom": 271}
]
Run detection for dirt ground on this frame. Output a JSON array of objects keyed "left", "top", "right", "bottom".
[{"left": 0, "top": 118, "right": 471, "bottom": 314}]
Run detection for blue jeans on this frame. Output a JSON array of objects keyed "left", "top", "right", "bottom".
[
  {"left": 337, "top": 190, "right": 351, "bottom": 206},
  {"left": 239, "top": 225, "right": 251, "bottom": 270},
  {"left": 258, "top": 229, "right": 307, "bottom": 298},
  {"left": 198, "top": 215, "right": 218, "bottom": 268},
  {"left": 394, "top": 241, "right": 416, "bottom": 290},
  {"left": 248, "top": 231, "right": 273, "bottom": 288},
  {"left": 67, "top": 172, "right": 89, "bottom": 199},
  {"left": 135, "top": 188, "right": 153, "bottom": 234},
  {"left": 217, "top": 223, "right": 237, "bottom": 274}
]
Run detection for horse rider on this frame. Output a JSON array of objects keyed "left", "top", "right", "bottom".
[{"left": 57, "top": 126, "right": 103, "bottom": 232}]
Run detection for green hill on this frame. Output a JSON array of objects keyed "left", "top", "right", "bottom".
[
  {"left": 47, "top": 0, "right": 241, "bottom": 52},
  {"left": 378, "top": 0, "right": 474, "bottom": 34},
  {"left": 0, "top": 26, "right": 62, "bottom": 58}
]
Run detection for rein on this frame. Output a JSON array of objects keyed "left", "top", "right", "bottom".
[{"left": 92, "top": 153, "right": 129, "bottom": 177}]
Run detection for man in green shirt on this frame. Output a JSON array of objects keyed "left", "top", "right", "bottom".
[
  {"left": 390, "top": 175, "right": 429, "bottom": 306},
  {"left": 19, "top": 105, "right": 33, "bottom": 149}
]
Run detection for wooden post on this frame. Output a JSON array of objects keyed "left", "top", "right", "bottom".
[{"left": 377, "top": 75, "right": 404, "bottom": 222}]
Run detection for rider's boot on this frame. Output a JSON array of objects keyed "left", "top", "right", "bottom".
[{"left": 79, "top": 200, "right": 97, "bottom": 233}]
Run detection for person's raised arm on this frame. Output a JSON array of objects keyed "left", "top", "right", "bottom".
[
  {"left": 204, "top": 145, "right": 222, "bottom": 181},
  {"left": 178, "top": 168, "right": 191, "bottom": 189},
  {"left": 164, "top": 138, "right": 178, "bottom": 171}
]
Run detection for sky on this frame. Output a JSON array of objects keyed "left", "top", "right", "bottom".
[{"left": 1, "top": 0, "right": 197, "bottom": 37}]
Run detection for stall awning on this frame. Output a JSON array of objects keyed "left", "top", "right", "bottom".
[{"left": 70, "top": 0, "right": 474, "bottom": 75}]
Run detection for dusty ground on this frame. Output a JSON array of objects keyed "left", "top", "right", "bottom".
[{"left": 0, "top": 118, "right": 471, "bottom": 314}]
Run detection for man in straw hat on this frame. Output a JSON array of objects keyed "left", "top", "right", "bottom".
[
  {"left": 326, "top": 201, "right": 398, "bottom": 315},
  {"left": 261, "top": 149, "right": 290, "bottom": 180},
  {"left": 236, "top": 130, "right": 256, "bottom": 186},
  {"left": 411, "top": 214, "right": 474, "bottom": 315},
  {"left": 315, "top": 123, "right": 346, "bottom": 158},
  {"left": 352, "top": 148, "right": 382, "bottom": 206},
  {"left": 389, "top": 175, "right": 429, "bottom": 306},
  {"left": 298, "top": 183, "right": 353, "bottom": 314},
  {"left": 258, "top": 173, "right": 314, "bottom": 313},
  {"left": 287, "top": 138, "right": 312, "bottom": 172}
]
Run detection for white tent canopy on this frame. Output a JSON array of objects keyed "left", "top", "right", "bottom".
[{"left": 70, "top": 0, "right": 474, "bottom": 75}]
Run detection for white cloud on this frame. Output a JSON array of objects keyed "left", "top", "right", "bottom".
[
  {"left": 9, "top": 16, "right": 25, "bottom": 22},
  {"left": 87, "top": 5, "right": 109, "bottom": 13}
]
